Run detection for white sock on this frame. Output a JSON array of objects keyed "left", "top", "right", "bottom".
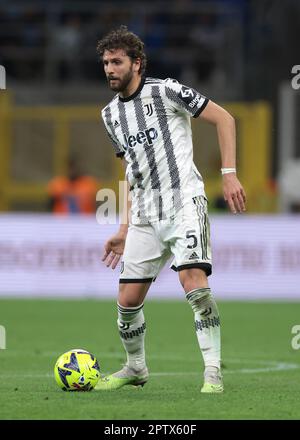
[
  {"left": 186, "top": 288, "right": 221, "bottom": 371},
  {"left": 117, "top": 303, "right": 146, "bottom": 371}
]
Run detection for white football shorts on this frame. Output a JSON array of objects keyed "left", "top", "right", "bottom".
[{"left": 119, "top": 196, "right": 212, "bottom": 283}]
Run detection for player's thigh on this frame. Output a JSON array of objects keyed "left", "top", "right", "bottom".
[{"left": 119, "top": 223, "right": 169, "bottom": 304}]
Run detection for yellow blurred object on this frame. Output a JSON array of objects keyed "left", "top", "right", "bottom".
[
  {"left": 0, "top": 95, "right": 273, "bottom": 213},
  {"left": 194, "top": 101, "right": 274, "bottom": 213}
]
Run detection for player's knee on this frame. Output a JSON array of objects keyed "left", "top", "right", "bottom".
[
  {"left": 118, "top": 280, "right": 151, "bottom": 306},
  {"left": 118, "top": 294, "right": 141, "bottom": 308},
  {"left": 179, "top": 268, "right": 208, "bottom": 293},
  {"left": 118, "top": 284, "right": 145, "bottom": 308},
  {"left": 118, "top": 299, "right": 141, "bottom": 308}
]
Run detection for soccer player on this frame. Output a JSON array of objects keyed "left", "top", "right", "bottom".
[{"left": 95, "top": 26, "right": 246, "bottom": 393}]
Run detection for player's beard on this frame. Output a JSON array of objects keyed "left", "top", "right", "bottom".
[{"left": 107, "top": 67, "right": 134, "bottom": 92}]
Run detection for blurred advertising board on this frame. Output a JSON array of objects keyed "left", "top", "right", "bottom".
[{"left": 0, "top": 214, "right": 299, "bottom": 299}]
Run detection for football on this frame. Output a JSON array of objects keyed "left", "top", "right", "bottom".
[{"left": 54, "top": 349, "right": 100, "bottom": 391}]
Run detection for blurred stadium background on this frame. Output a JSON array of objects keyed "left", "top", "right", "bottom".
[{"left": 0, "top": 0, "right": 299, "bottom": 299}]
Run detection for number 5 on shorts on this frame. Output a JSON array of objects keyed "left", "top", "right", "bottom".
[{"left": 186, "top": 230, "right": 198, "bottom": 249}]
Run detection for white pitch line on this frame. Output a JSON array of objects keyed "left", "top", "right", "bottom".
[
  {"left": 1, "top": 350, "right": 300, "bottom": 373},
  {"left": 2, "top": 350, "right": 299, "bottom": 371},
  {"left": 1, "top": 351, "right": 296, "bottom": 364},
  {"left": 0, "top": 361, "right": 299, "bottom": 379}
]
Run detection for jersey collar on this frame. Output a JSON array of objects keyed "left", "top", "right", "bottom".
[{"left": 118, "top": 77, "right": 146, "bottom": 102}]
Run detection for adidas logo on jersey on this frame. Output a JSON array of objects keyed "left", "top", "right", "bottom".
[
  {"left": 114, "top": 120, "right": 120, "bottom": 127},
  {"left": 189, "top": 252, "right": 199, "bottom": 260},
  {"left": 123, "top": 128, "right": 158, "bottom": 149}
]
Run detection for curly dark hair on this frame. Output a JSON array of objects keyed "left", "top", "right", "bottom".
[{"left": 96, "top": 25, "right": 147, "bottom": 76}]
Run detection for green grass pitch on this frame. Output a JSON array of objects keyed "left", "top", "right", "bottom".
[{"left": 0, "top": 299, "right": 299, "bottom": 420}]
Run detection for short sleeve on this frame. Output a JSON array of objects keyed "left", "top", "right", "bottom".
[
  {"left": 101, "top": 107, "right": 125, "bottom": 158},
  {"left": 164, "top": 78, "right": 209, "bottom": 118}
]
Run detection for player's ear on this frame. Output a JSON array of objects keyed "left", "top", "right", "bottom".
[{"left": 133, "top": 58, "right": 141, "bottom": 73}]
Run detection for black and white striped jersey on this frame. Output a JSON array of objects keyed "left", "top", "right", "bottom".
[{"left": 101, "top": 77, "right": 209, "bottom": 223}]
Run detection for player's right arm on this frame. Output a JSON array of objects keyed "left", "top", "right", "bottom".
[
  {"left": 102, "top": 159, "right": 130, "bottom": 269},
  {"left": 199, "top": 101, "right": 246, "bottom": 214},
  {"left": 163, "top": 78, "right": 246, "bottom": 214}
]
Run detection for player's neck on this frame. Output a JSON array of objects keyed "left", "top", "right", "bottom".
[{"left": 119, "top": 75, "right": 142, "bottom": 99}]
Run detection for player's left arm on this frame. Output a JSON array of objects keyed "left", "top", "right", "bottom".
[{"left": 199, "top": 100, "right": 246, "bottom": 214}]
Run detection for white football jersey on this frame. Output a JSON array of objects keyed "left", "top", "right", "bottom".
[{"left": 101, "top": 77, "right": 209, "bottom": 223}]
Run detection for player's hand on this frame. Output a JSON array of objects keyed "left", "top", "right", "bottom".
[
  {"left": 222, "top": 173, "right": 246, "bottom": 214},
  {"left": 102, "top": 231, "right": 127, "bottom": 269}
]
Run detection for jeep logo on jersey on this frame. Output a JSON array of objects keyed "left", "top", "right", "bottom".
[{"left": 123, "top": 128, "right": 158, "bottom": 149}]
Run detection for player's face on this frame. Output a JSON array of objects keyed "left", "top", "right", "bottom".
[{"left": 103, "top": 49, "right": 138, "bottom": 92}]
